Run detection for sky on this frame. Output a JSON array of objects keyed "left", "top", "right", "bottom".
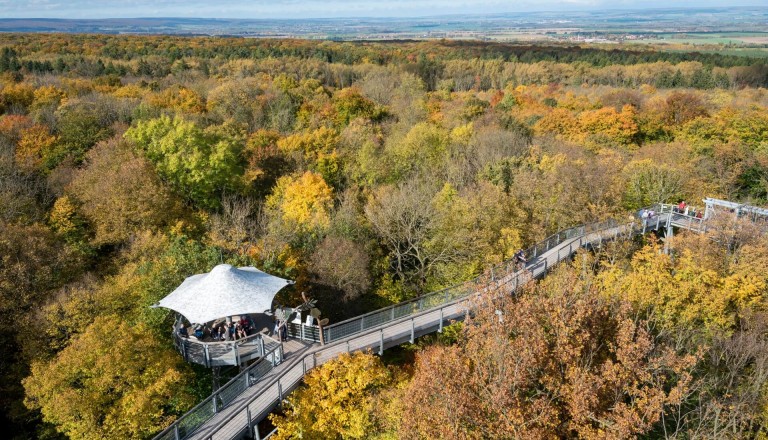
[{"left": 0, "top": 0, "right": 764, "bottom": 19}]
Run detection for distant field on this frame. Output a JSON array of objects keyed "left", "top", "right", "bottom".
[{"left": 650, "top": 32, "right": 768, "bottom": 45}]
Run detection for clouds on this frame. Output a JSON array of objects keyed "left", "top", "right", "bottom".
[{"left": 0, "top": 0, "right": 760, "bottom": 19}]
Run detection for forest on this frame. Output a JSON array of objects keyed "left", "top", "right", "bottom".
[{"left": 1, "top": 34, "right": 768, "bottom": 439}]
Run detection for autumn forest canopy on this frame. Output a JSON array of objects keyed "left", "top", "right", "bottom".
[{"left": 1, "top": 33, "right": 768, "bottom": 439}]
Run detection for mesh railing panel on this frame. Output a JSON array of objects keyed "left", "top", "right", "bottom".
[
  {"left": 155, "top": 336, "right": 284, "bottom": 440},
  {"left": 362, "top": 309, "right": 391, "bottom": 330},
  {"left": 175, "top": 399, "right": 215, "bottom": 439},
  {"left": 217, "top": 375, "right": 247, "bottom": 408}
]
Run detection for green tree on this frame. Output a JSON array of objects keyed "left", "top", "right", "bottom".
[
  {"left": 49, "top": 100, "right": 115, "bottom": 168},
  {"left": 622, "top": 159, "right": 685, "bottom": 210},
  {"left": 125, "top": 115, "right": 244, "bottom": 209}
]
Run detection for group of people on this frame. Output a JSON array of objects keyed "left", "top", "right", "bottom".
[
  {"left": 673, "top": 200, "right": 701, "bottom": 217},
  {"left": 642, "top": 202, "right": 703, "bottom": 224},
  {"left": 177, "top": 316, "right": 255, "bottom": 342},
  {"left": 640, "top": 208, "right": 657, "bottom": 221}
]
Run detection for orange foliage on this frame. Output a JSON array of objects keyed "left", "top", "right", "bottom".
[{"left": 15, "top": 124, "right": 58, "bottom": 172}]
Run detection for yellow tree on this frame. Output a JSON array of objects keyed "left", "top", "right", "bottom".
[
  {"left": 597, "top": 238, "right": 768, "bottom": 339},
  {"left": 277, "top": 127, "right": 342, "bottom": 188},
  {"left": 578, "top": 104, "right": 639, "bottom": 148},
  {"left": 269, "top": 351, "right": 394, "bottom": 440},
  {"left": 266, "top": 171, "right": 333, "bottom": 233},
  {"left": 14, "top": 124, "right": 57, "bottom": 172},
  {"left": 262, "top": 171, "right": 334, "bottom": 266},
  {"left": 24, "top": 317, "right": 194, "bottom": 440}
]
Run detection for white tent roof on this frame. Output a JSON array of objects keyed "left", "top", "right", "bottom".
[{"left": 156, "top": 264, "right": 293, "bottom": 324}]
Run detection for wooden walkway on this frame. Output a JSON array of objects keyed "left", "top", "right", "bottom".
[
  {"left": 154, "top": 201, "right": 751, "bottom": 440},
  {"left": 182, "top": 221, "right": 639, "bottom": 440},
  {"left": 185, "top": 339, "right": 316, "bottom": 440}
]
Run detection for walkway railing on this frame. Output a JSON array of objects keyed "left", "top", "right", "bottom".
[
  {"left": 164, "top": 218, "right": 632, "bottom": 440},
  {"left": 158, "top": 196, "right": 768, "bottom": 440},
  {"left": 154, "top": 334, "right": 284, "bottom": 440},
  {"left": 644, "top": 203, "right": 706, "bottom": 233},
  {"left": 320, "top": 218, "right": 620, "bottom": 345},
  {"left": 174, "top": 331, "right": 271, "bottom": 368}
]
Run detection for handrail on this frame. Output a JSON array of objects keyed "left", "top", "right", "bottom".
[
  {"left": 153, "top": 333, "right": 284, "bottom": 440},
  {"left": 173, "top": 326, "right": 268, "bottom": 367},
  {"left": 187, "top": 218, "right": 630, "bottom": 440},
  {"left": 322, "top": 219, "right": 620, "bottom": 344},
  {"left": 176, "top": 331, "right": 261, "bottom": 347}
]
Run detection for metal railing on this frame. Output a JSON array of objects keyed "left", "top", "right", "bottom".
[
  {"left": 321, "top": 218, "right": 620, "bottom": 344},
  {"left": 154, "top": 334, "right": 284, "bottom": 440},
  {"left": 640, "top": 204, "right": 706, "bottom": 234},
  {"left": 173, "top": 331, "right": 270, "bottom": 368},
  {"left": 180, "top": 218, "right": 633, "bottom": 440}
]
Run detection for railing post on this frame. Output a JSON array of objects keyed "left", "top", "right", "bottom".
[
  {"left": 246, "top": 406, "right": 252, "bottom": 435},
  {"left": 390, "top": 306, "right": 395, "bottom": 321},
  {"left": 259, "top": 335, "right": 265, "bottom": 357},
  {"left": 213, "top": 391, "right": 218, "bottom": 413},
  {"left": 174, "top": 425, "right": 180, "bottom": 440},
  {"left": 278, "top": 379, "right": 283, "bottom": 404},
  {"left": 254, "top": 424, "right": 261, "bottom": 440},
  {"left": 203, "top": 344, "right": 210, "bottom": 368},
  {"left": 180, "top": 339, "right": 187, "bottom": 362},
  {"left": 410, "top": 318, "right": 415, "bottom": 343},
  {"left": 235, "top": 342, "right": 241, "bottom": 366},
  {"left": 438, "top": 308, "right": 443, "bottom": 333},
  {"left": 360, "top": 316, "right": 365, "bottom": 332},
  {"left": 379, "top": 329, "right": 384, "bottom": 356}
]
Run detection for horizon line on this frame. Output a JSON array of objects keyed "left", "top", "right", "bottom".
[{"left": 1, "top": 5, "right": 764, "bottom": 22}]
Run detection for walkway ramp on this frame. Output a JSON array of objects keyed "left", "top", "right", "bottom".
[{"left": 158, "top": 205, "right": 722, "bottom": 440}]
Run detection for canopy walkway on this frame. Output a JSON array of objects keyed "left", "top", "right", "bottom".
[{"left": 153, "top": 202, "right": 730, "bottom": 440}]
